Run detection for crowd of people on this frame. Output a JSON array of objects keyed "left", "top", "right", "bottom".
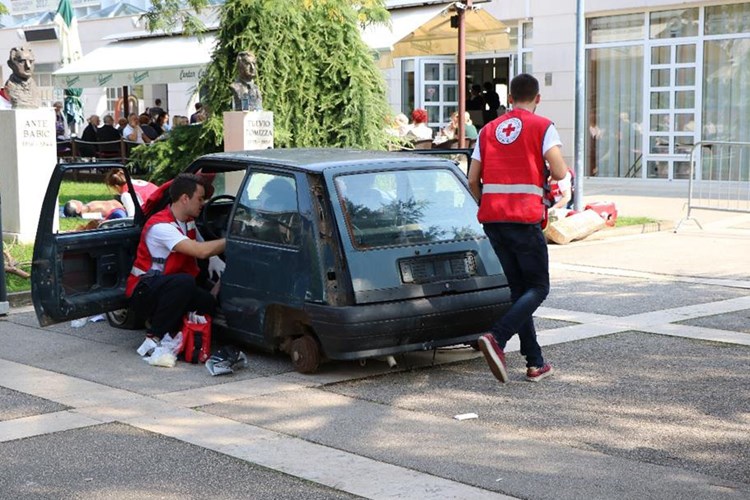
[
  {"left": 388, "top": 80, "right": 505, "bottom": 148},
  {"left": 56, "top": 98, "right": 200, "bottom": 159}
]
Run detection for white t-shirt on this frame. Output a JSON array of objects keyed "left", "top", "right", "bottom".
[
  {"left": 407, "top": 123, "right": 434, "bottom": 141},
  {"left": 123, "top": 124, "right": 144, "bottom": 144},
  {"left": 145, "top": 220, "right": 203, "bottom": 273},
  {"left": 471, "top": 123, "right": 562, "bottom": 161},
  {"left": 121, "top": 192, "right": 137, "bottom": 217}
]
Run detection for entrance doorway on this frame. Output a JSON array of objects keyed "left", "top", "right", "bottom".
[
  {"left": 400, "top": 56, "right": 511, "bottom": 132},
  {"left": 466, "top": 56, "right": 511, "bottom": 128}
]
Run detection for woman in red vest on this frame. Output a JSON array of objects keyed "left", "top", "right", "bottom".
[{"left": 105, "top": 168, "right": 160, "bottom": 217}]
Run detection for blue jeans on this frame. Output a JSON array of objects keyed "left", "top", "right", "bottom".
[{"left": 483, "top": 222, "right": 550, "bottom": 368}]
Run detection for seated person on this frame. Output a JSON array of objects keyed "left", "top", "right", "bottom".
[
  {"left": 463, "top": 112, "right": 478, "bottom": 140},
  {"left": 405, "top": 109, "right": 433, "bottom": 141},
  {"left": 435, "top": 112, "right": 459, "bottom": 143},
  {"left": 436, "top": 112, "right": 478, "bottom": 144},
  {"left": 96, "top": 114, "right": 122, "bottom": 156},
  {"left": 79, "top": 114, "right": 100, "bottom": 157},
  {"left": 63, "top": 199, "right": 126, "bottom": 220},
  {"left": 139, "top": 114, "right": 159, "bottom": 141},
  {"left": 386, "top": 113, "right": 411, "bottom": 138},
  {"left": 104, "top": 168, "right": 160, "bottom": 217}
]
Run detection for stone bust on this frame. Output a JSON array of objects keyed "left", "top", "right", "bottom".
[
  {"left": 230, "top": 51, "right": 263, "bottom": 112},
  {"left": 5, "top": 46, "right": 40, "bottom": 109}
]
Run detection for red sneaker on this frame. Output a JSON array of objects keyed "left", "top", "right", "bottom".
[
  {"left": 478, "top": 333, "right": 508, "bottom": 383},
  {"left": 526, "top": 363, "right": 554, "bottom": 382}
]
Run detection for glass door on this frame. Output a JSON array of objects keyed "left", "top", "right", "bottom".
[
  {"left": 417, "top": 58, "right": 457, "bottom": 131},
  {"left": 644, "top": 41, "right": 699, "bottom": 179}
]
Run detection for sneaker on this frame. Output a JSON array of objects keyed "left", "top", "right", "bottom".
[
  {"left": 136, "top": 337, "right": 159, "bottom": 357},
  {"left": 478, "top": 333, "right": 508, "bottom": 383},
  {"left": 526, "top": 363, "right": 554, "bottom": 382}
]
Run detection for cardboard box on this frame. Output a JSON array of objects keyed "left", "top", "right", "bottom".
[{"left": 546, "top": 209, "right": 606, "bottom": 244}]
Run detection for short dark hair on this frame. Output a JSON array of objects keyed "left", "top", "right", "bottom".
[
  {"left": 155, "top": 98, "right": 162, "bottom": 106},
  {"left": 63, "top": 200, "right": 79, "bottom": 217},
  {"left": 195, "top": 102, "right": 203, "bottom": 110},
  {"left": 510, "top": 73, "right": 539, "bottom": 103},
  {"left": 169, "top": 173, "right": 205, "bottom": 202}
]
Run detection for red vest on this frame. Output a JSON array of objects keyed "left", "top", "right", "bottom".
[
  {"left": 477, "top": 108, "right": 552, "bottom": 224},
  {"left": 126, "top": 180, "right": 159, "bottom": 208},
  {"left": 125, "top": 206, "right": 200, "bottom": 297}
]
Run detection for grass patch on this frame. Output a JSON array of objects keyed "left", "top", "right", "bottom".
[
  {"left": 4, "top": 242, "right": 33, "bottom": 293},
  {"left": 60, "top": 180, "right": 113, "bottom": 204},
  {"left": 616, "top": 216, "right": 658, "bottom": 227}
]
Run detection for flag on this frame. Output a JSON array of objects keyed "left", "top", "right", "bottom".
[
  {"left": 54, "top": 0, "right": 83, "bottom": 129},
  {"left": 54, "top": 0, "right": 82, "bottom": 66}
]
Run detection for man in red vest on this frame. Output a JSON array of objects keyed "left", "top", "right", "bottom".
[
  {"left": 127, "top": 173, "right": 226, "bottom": 349},
  {"left": 468, "top": 73, "right": 569, "bottom": 383}
]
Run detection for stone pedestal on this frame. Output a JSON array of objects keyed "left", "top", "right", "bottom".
[
  {"left": 223, "top": 111, "right": 274, "bottom": 152},
  {"left": 0, "top": 109, "right": 57, "bottom": 243}
]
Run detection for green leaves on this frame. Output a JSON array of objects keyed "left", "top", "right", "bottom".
[{"left": 137, "top": 0, "right": 392, "bottom": 182}]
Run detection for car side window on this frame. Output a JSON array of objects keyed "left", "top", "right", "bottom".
[{"left": 231, "top": 172, "right": 301, "bottom": 246}]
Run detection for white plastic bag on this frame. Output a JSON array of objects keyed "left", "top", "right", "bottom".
[
  {"left": 160, "top": 332, "right": 184, "bottom": 356},
  {"left": 147, "top": 347, "right": 176, "bottom": 368}
]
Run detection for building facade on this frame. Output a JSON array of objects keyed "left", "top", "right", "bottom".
[{"left": 1, "top": 0, "right": 748, "bottom": 180}]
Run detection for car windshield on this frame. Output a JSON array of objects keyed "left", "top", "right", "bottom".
[{"left": 334, "top": 168, "right": 484, "bottom": 249}]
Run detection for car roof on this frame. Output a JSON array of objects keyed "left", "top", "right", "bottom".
[{"left": 198, "top": 148, "right": 455, "bottom": 173}]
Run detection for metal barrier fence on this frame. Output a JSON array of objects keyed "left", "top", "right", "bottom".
[{"left": 677, "top": 140, "right": 750, "bottom": 230}]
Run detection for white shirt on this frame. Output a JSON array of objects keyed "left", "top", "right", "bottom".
[
  {"left": 145, "top": 220, "right": 203, "bottom": 273},
  {"left": 472, "top": 123, "right": 562, "bottom": 161},
  {"left": 123, "top": 124, "right": 144, "bottom": 144},
  {"left": 407, "top": 123, "right": 434, "bottom": 141}
]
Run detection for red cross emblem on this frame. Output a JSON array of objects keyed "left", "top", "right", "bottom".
[{"left": 495, "top": 117, "right": 522, "bottom": 144}]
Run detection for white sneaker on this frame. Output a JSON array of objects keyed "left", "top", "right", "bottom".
[{"left": 136, "top": 337, "right": 159, "bottom": 357}]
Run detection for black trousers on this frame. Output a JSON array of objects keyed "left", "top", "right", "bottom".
[{"left": 130, "top": 273, "right": 216, "bottom": 337}]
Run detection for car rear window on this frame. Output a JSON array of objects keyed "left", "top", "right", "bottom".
[{"left": 334, "top": 168, "right": 484, "bottom": 249}]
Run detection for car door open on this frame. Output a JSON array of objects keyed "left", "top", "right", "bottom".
[{"left": 31, "top": 163, "right": 142, "bottom": 326}]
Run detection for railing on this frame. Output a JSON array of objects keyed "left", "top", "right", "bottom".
[
  {"left": 676, "top": 140, "right": 750, "bottom": 231},
  {"left": 56, "top": 138, "right": 144, "bottom": 163}
]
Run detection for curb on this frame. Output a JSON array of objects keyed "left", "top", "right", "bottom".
[{"left": 7, "top": 290, "right": 32, "bottom": 309}]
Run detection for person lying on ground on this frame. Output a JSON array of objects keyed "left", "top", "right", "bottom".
[{"left": 63, "top": 199, "right": 126, "bottom": 220}]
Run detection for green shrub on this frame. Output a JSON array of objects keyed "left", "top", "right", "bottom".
[{"left": 133, "top": 0, "right": 392, "bottom": 183}]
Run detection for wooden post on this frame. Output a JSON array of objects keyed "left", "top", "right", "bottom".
[{"left": 457, "top": 1, "right": 472, "bottom": 149}]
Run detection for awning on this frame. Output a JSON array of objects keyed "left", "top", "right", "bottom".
[
  {"left": 362, "top": 5, "right": 510, "bottom": 66},
  {"left": 53, "top": 35, "right": 216, "bottom": 88}
]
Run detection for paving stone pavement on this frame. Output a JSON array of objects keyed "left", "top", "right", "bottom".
[{"left": 0, "top": 191, "right": 748, "bottom": 499}]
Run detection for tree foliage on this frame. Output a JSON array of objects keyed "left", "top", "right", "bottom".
[
  {"left": 133, "top": 0, "right": 393, "bottom": 182},
  {"left": 0, "top": 2, "right": 8, "bottom": 15}
]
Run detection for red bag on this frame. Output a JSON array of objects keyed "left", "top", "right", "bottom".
[{"left": 180, "top": 313, "right": 212, "bottom": 364}]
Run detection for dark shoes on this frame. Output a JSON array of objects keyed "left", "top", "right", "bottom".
[{"left": 478, "top": 333, "right": 509, "bottom": 383}]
